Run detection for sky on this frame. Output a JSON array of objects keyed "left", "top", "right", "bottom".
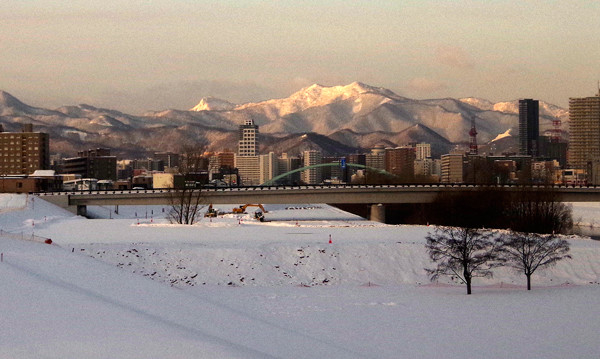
[{"left": 1, "top": 0, "right": 599, "bottom": 113}]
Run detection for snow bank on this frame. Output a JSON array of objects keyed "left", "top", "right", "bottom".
[{"left": 2, "top": 194, "right": 600, "bottom": 358}]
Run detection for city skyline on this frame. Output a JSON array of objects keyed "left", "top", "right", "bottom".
[{"left": 1, "top": 1, "right": 599, "bottom": 113}]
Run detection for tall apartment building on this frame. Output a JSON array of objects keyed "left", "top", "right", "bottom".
[
  {"left": 385, "top": 147, "right": 416, "bottom": 179},
  {"left": 277, "top": 153, "right": 301, "bottom": 185},
  {"left": 0, "top": 124, "right": 50, "bottom": 175},
  {"left": 321, "top": 156, "right": 343, "bottom": 182},
  {"left": 414, "top": 158, "right": 433, "bottom": 177},
  {"left": 365, "top": 145, "right": 386, "bottom": 170},
  {"left": 441, "top": 153, "right": 464, "bottom": 183},
  {"left": 208, "top": 151, "right": 235, "bottom": 180},
  {"left": 153, "top": 152, "right": 180, "bottom": 169},
  {"left": 519, "top": 99, "right": 540, "bottom": 156},
  {"left": 568, "top": 92, "right": 600, "bottom": 169},
  {"left": 415, "top": 143, "right": 431, "bottom": 161},
  {"left": 259, "top": 152, "right": 279, "bottom": 184},
  {"left": 235, "top": 155, "right": 260, "bottom": 185},
  {"left": 302, "top": 150, "right": 322, "bottom": 184},
  {"left": 235, "top": 119, "right": 260, "bottom": 185}
]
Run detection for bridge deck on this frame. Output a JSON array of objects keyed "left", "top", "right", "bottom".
[{"left": 35, "top": 184, "right": 600, "bottom": 209}]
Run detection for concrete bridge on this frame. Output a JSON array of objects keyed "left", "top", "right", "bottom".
[{"left": 35, "top": 183, "right": 600, "bottom": 222}]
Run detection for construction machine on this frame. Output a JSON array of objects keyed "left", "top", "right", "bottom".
[
  {"left": 232, "top": 204, "right": 268, "bottom": 214},
  {"left": 204, "top": 204, "right": 218, "bottom": 217}
]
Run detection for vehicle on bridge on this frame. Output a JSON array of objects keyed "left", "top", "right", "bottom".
[{"left": 63, "top": 178, "right": 98, "bottom": 191}]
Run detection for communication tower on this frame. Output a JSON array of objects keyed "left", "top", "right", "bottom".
[{"left": 468, "top": 118, "right": 478, "bottom": 155}]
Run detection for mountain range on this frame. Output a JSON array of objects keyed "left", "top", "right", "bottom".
[{"left": 0, "top": 82, "right": 568, "bottom": 158}]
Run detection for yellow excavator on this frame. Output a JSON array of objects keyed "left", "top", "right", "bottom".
[
  {"left": 232, "top": 204, "right": 268, "bottom": 221},
  {"left": 232, "top": 204, "right": 267, "bottom": 214}
]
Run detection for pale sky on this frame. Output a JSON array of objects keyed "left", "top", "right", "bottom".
[{"left": 1, "top": 0, "right": 599, "bottom": 113}]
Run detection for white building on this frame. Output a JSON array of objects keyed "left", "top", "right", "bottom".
[
  {"left": 259, "top": 152, "right": 279, "bottom": 185},
  {"left": 415, "top": 143, "right": 431, "bottom": 161},
  {"left": 302, "top": 150, "right": 322, "bottom": 184},
  {"left": 235, "top": 119, "right": 261, "bottom": 185},
  {"left": 235, "top": 155, "right": 260, "bottom": 186}
]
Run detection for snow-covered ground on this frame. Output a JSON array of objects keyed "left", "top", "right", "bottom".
[{"left": 1, "top": 194, "right": 599, "bottom": 358}]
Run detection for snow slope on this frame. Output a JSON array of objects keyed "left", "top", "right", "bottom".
[{"left": 1, "top": 194, "right": 600, "bottom": 358}]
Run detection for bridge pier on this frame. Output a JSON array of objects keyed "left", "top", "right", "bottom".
[
  {"left": 77, "top": 205, "right": 87, "bottom": 217},
  {"left": 369, "top": 204, "right": 386, "bottom": 223}
]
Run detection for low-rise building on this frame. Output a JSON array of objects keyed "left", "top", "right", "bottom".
[{"left": 152, "top": 173, "right": 185, "bottom": 189}]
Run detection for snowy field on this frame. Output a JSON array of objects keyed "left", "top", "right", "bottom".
[{"left": 1, "top": 194, "right": 599, "bottom": 358}]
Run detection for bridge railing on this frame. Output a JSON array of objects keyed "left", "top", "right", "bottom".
[{"left": 31, "top": 182, "right": 600, "bottom": 197}]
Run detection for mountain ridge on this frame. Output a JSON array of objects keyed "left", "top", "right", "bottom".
[{"left": 0, "top": 83, "right": 568, "bottom": 158}]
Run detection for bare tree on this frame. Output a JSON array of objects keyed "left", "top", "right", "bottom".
[
  {"left": 425, "top": 226, "right": 504, "bottom": 294},
  {"left": 497, "top": 231, "right": 571, "bottom": 290},
  {"left": 167, "top": 144, "right": 207, "bottom": 225},
  {"left": 505, "top": 188, "right": 572, "bottom": 234},
  {"left": 426, "top": 187, "right": 573, "bottom": 234}
]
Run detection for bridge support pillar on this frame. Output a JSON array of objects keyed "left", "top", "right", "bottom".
[
  {"left": 77, "top": 205, "right": 87, "bottom": 217},
  {"left": 369, "top": 204, "right": 386, "bottom": 223}
]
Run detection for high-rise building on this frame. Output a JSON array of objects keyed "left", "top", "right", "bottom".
[
  {"left": 277, "top": 153, "right": 301, "bottom": 185},
  {"left": 236, "top": 119, "right": 260, "bottom": 185},
  {"left": 302, "top": 150, "right": 322, "bottom": 184},
  {"left": 365, "top": 145, "right": 386, "bottom": 170},
  {"left": 208, "top": 151, "right": 235, "bottom": 180},
  {"left": 519, "top": 99, "right": 540, "bottom": 156},
  {"left": 568, "top": 92, "right": 600, "bottom": 170},
  {"left": 259, "top": 152, "right": 278, "bottom": 184},
  {"left": 415, "top": 143, "right": 431, "bottom": 161},
  {"left": 235, "top": 155, "right": 260, "bottom": 185},
  {"left": 238, "top": 119, "right": 259, "bottom": 156},
  {"left": 321, "top": 156, "right": 343, "bottom": 182},
  {"left": 153, "top": 152, "right": 180, "bottom": 169},
  {"left": 0, "top": 124, "right": 49, "bottom": 176},
  {"left": 441, "top": 154, "right": 464, "bottom": 183},
  {"left": 385, "top": 147, "right": 415, "bottom": 179}
]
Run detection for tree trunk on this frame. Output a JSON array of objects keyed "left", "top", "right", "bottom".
[
  {"left": 527, "top": 274, "right": 531, "bottom": 291},
  {"left": 466, "top": 278, "right": 472, "bottom": 295},
  {"left": 465, "top": 269, "right": 472, "bottom": 295}
]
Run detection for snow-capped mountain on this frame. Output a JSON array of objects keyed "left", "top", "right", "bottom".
[
  {"left": 0, "top": 84, "right": 568, "bottom": 158},
  {"left": 190, "top": 97, "right": 236, "bottom": 112}
]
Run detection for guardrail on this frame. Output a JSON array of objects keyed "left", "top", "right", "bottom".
[{"left": 31, "top": 183, "right": 600, "bottom": 197}]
